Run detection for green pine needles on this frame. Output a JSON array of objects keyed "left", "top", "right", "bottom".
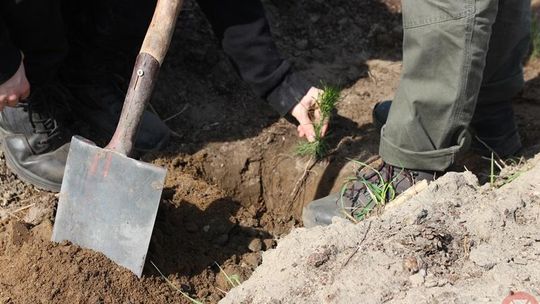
[
  {"left": 532, "top": 16, "right": 540, "bottom": 59},
  {"left": 295, "top": 85, "right": 340, "bottom": 159}
]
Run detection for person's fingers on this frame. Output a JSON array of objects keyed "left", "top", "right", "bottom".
[
  {"left": 300, "top": 123, "right": 316, "bottom": 142},
  {"left": 296, "top": 115, "right": 316, "bottom": 141},
  {"left": 291, "top": 103, "right": 317, "bottom": 142},
  {"left": 21, "top": 85, "right": 30, "bottom": 100},
  {"left": 297, "top": 125, "right": 305, "bottom": 137},
  {"left": 7, "top": 94, "right": 19, "bottom": 107}
]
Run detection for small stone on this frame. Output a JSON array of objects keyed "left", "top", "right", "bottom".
[
  {"left": 402, "top": 256, "right": 420, "bottom": 274},
  {"left": 8, "top": 221, "right": 30, "bottom": 247},
  {"left": 263, "top": 239, "right": 275, "bottom": 250},
  {"left": 243, "top": 253, "right": 262, "bottom": 268},
  {"left": 425, "top": 279, "right": 438, "bottom": 288},
  {"left": 23, "top": 205, "right": 49, "bottom": 225},
  {"left": 307, "top": 248, "right": 332, "bottom": 268},
  {"left": 437, "top": 279, "right": 448, "bottom": 287},
  {"left": 409, "top": 273, "right": 425, "bottom": 287},
  {"left": 248, "top": 238, "right": 263, "bottom": 252},
  {"left": 203, "top": 225, "right": 210, "bottom": 233},
  {"left": 470, "top": 244, "right": 499, "bottom": 270}
]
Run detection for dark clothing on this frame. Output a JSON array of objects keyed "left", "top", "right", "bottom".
[
  {"left": 0, "top": 0, "right": 68, "bottom": 84},
  {"left": 0, "top": 0, "right": 310, "bottom": 115}
]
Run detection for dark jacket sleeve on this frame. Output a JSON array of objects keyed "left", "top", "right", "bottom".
[
  {"left": 0, "top": 16, "right": 22, "bottom": 84},
  {"left": 197, "top": 0, "right": 311, "bottom": 116}
]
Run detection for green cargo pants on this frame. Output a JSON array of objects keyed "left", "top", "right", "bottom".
[{"left": 380, "top": 0, "right": 531, "bottom": 171}]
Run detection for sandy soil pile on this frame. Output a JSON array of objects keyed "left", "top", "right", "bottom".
[{"left": 222, "top": 156, "right": 540, "bottom": 303}]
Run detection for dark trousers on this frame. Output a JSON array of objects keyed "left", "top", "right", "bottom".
[{"left": 0, "top": 0, "right": 308, "bottom": 115}]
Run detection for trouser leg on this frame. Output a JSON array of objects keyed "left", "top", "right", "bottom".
[
  {"left": 197, "top": 0, "right": 310, "bottom": 115},
  {"left": 1, "top": 0, "right": 68, "bottom": 84},
  {"left": 380, "top": 0, "right": 500, "bottom": 171},
  {"left": 61, "top": 0, "right": 156, "bottom": 78},
  {"left": 471, "top": 0, "right": 530, "bottom": 157}
]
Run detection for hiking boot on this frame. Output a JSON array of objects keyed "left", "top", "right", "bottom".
[
  {"left": 371, "top": 100, "right": 522, "bottom": 158},
  {"left": 2, "top": 138, "right": 69, "bottom": 192},
  {"left": 372, "top": 100, "right": 392, "bottom": 131},
  {"left": 0, "top": 84, "right": 74, "bottom": 192},
  {"left": 302, "top": 162, "right": 440, "bottom": 228}
]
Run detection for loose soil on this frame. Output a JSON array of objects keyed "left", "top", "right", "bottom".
[
  {"left": 221, "top": 158, "right": 540, "bottom": 303},
  {"left": 1, "top": 0, "right": 540, "bottom": 303}
]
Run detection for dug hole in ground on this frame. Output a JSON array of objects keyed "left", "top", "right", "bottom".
[{"left": 1, "top": 0, "right": 540, "bottom": 303}]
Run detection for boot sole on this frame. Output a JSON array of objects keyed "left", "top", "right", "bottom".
[{"left": 2, "top": 142, "right": 61, "bottom": 193}]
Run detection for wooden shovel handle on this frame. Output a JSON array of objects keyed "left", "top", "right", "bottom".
[{"left": 106, "top": 0, "right": 183, "bottom": 156}]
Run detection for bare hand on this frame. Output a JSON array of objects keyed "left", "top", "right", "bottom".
[
  {"left": 290, "top": 87, "right": 328, "bottom": 142},
  {"left": 0, "top": 59, "right": 30, "bottom": 111}
]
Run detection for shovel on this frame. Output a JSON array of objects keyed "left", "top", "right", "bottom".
[{"left": 51, "top": 0, "right": 183, "bottom": 277}]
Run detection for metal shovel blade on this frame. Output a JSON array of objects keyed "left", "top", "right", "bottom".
[{"left": 52, "top": 136, "right": 166, "bottom": 277}]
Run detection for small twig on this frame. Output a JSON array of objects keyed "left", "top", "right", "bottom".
[
  {"left": 11, "top": 203, "right": 35, "bottom": 214},
  {"left": 385, "top": 180, "right": 429, "bottom": 210},
  {"left": 1, "top": 203, "right": 35, "bottom": 221},
  {"left": 164, "top": 103, "right": 190, "bottom": 122},
  {"left": 170, "top": 130, "right": 183, "bottom": 139},
  {"left": 342, "top": 221, "right": 371, "bottom": 268},
  {"left": 6, "top": 212, "right": 22, "bottom": 221}
]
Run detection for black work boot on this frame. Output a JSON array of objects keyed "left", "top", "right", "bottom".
[
  {"left": 65, "top": 76, "right": 170, "bottom": 153},
  {"left": 302, "top": 162, "right": 440, "bottom": 228},
  {"left": 372, "top": 100, "right": 522, "bottom": 158},
  {"left": 1, "top": 84, "right": 74, "bottom": 192},
  {"left": 61, "top": 45, "right": 170, "bottom": 153}
]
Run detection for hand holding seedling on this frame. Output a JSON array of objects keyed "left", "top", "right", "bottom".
[
  {"left": 290, "top": 87, "right": 327, "bottom": 142},
  {"left": 295, "top": 85, "right": 340, "bottom": 159}
]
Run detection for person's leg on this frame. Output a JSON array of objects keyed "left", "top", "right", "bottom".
[
  {"left": 380, "top": 0, "right": 499, "bottom": 172},
  {"left": 372, "top": 0, "right": 530, "bottom": 158},
  {"left": 304, "top": 0, "right": 502, "bottom": 227},
  {"left": 0, "top": 0, "right": 68, "bottom": 84},
  {"left": 471, "top": 0, "right": 530, "bottom": 157},
  {"left": 61, "top": 0, "right": 170, "bottom": 153},
  {"left": 0, "top": 0, "right": 75, "bottom": 192},
  {"left": 196, "top": 0, "right": 311, "bottom": 116}
]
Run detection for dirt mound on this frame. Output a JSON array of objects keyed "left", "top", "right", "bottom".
[
  {"left": 0, "top": 220, "right": 174, "bottom": 303},
  {"left": 221, "top": 157, "right": 540, "bottom": 304}
]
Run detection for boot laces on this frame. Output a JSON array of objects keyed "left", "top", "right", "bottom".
[{"left": 25, "top": 84, "right": 73, "bottom": 144}]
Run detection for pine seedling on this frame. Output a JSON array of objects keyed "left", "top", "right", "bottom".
[
  {"left": 532, "top": 15, "right": 540, "bottom": 59},
  {"left": 295, "top": 85, "right": 340, "bottom": 159}
]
